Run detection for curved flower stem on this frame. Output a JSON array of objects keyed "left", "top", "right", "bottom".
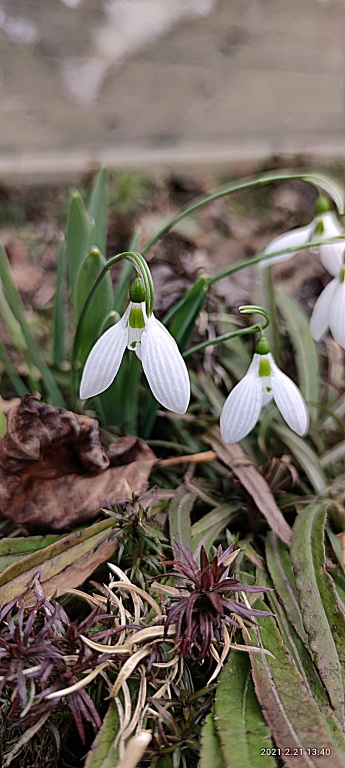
[
  {"left": 206, "top": 235, "right": 345, "bottom": 286},
  {"left": 183, "top": 321, "right": 268, "bottom": 358},
  {"left": 184, "top": 304, "right": 269, "bottom": 357},
  {"left": 141, "top": 170, "right": 344, "bottom": 255},
  {"left": 71, "top": 250, "right": 154, "bottom": 402}
]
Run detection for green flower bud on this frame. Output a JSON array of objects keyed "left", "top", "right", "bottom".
[
  {"left": 255, "top": 336, "right": 270, "bottom": 355},
  {"left": 314, "top": 194, "right": 332, "bottom": 216},
  {"left": 130, "top": 277, "right": 146, "bottom": 303}
]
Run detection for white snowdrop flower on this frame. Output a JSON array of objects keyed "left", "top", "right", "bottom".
[
  {"left": 79, "top": 278, "right": 190, "bottom": 413},
  {"left": 220, "top": 337, "right": 309, "bottom": 444},
  {"left": 260, "top": 199, "right": 344, "bottom": 276},
  {"left": 310, "top": 265, "right": 345, "bottom": 349}
]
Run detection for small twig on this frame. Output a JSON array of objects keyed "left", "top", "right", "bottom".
[{"left": 157, "top": 450, "right": 217, "bottom": 467}]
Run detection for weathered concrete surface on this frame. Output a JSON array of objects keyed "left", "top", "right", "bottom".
[{"left": 0, "top": 0, "right": 345, "bottom": 180}]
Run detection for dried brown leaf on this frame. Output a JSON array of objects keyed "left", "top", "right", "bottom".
[{"left": 0, "top": 397, "right": 156, "bottom": 529}]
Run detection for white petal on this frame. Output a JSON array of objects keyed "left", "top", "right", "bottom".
[
  {"left": 259, "top": 223, "right": 314, "bottom": 268},
  {"left": 329, "top": 279, "right": 345, "bottom": 349},
  {"left": 269, "top": 355, "right": 309, "bottom": 436},
  {"left": 317, "top": 212, "right": 345, "bottom": 276},
  {"left": 141, "top": 315, "right": 190, "bottom": 413},
  {"left": 309, "top": 279, "right": 337, "bottom": 342},
  {"left": 220, "top": 355, "right": 262, "bottom": 443},
  {"left": 79, "top": 307, "right": 129, "bottom": 399}
]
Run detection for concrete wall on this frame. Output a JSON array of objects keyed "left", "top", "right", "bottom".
[{"left": 0, "top": 0, "right": 344, "bottom": 179}]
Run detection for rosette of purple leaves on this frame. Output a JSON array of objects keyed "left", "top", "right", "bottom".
[{"left": 160, "top": 541, "right": 272, "bottom": 662}]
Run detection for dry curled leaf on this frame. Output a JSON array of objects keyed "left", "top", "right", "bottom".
[{"left": 0, "top": 397, "right": 156, "bottom": 530}]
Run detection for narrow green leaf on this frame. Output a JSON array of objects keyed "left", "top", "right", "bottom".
[
  {"left": 291, "top": 500, "right": 345, "bottom": 726},
  {"left": 53, "top": 240, "right": 67, "bottom": 366},
  {"left": 265, "top": 532, "right": 308, "bottom": 645},
  {"left": 0, "top": 241, "right": 65, "bottom": 405},
  {"left": 88, "top": 167, "right": 108, "bottom": 256},
  {"left": 168, "top": 485, "right": 195, "bottom": 555},
  {"left": 0, "top": 285, "right": 26, "bottom": 350},
  {"left": 167, "top": 277, "right": 208, "bottom": 350},
  {"left": 246, "top": 603, "right": 345, "bottom": 766},
  {"left": 192, "top": 503, "right": 241, "bottom": 559},
  {"left": 94, "top": 352, "right": 141, "bottom": 432},
  {"left": 84, "top": 701, "right": 119, "bottom": 768},
  {"left": 0, "top": 534, "right": 61, "bottom": 574},
  {"left": 200, "top": 711, "right": 226, "bottom": 768},
  {"left": 75, "top": 247, "right": 113, "bottom": 364},
  {"left": 215, "top": 651, "right": 275, "bottom": 768},
  {"left": 66, "top": 192, "right": 92, "bottom": 311},
  {"left": 273, "top": 424, "right": 326, "bottom": 492},
  {"left": 258, "top": 569, "right": 345, "bottom": 728},
  {"left": 265, "top": 587, "right": 331, "bottom": 712},
  {"left": 0, "top": 518, "right": 117, "bottom": 606},
  {"left": 0, "top": 339, "right": 28, "bottom": 397},
  {"left": 276, "top": 290, "right": 319, "bottom": 421}
]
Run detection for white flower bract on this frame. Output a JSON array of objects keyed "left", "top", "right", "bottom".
[
  {"left": 310, "top": 273, "right": 345, "bottom": 349},
  {"left": 220, "top": 352, "right": 309, "bottom": 444},
  {"left": 260, "top": 211, "right": 344, "bottom": 276},
  {"left": 79, "top": 301, "right": 190, "bottom": 414}
]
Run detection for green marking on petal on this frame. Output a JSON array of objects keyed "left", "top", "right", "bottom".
[
  {"left": 129, "top": 306, "right": 145, "bottom": 329},
  {"left": 259, "top": 358, "right": 271, "bottom": 377},
  {"left": 313, "top": 219, "right": 324, "bottom": 236}
]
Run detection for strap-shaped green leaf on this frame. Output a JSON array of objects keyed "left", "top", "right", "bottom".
[
  {"left": 0, "top": 534, "right": 61, "bottom": 573},
  {"left": 291, "top": 500, "right": 345, "bottom": 727},
  {"left": 53, "top": 240, "right": 67, "bottom": 366},
  {"left": 166, "top": 277, "right": 208, "bottom": 350},
  {"left": 247, "top": 603, "right": 345, "bottom": 766},
  {"left": 75, "top": 247, "right": 113, "bottom": 365},
  {"left": 168, "top": 485, "right": 195, "bottom": 555},
  {"left": 265, "top": 532, "right": 308, "bottom": 645},
  {"left": 273, "top": 424, "right": 326, "bottom": 492},
  {"left": 215, "top": 650, "right": 275, "bottom": 767},
  {"left": 200, "top": 711, "right": 226, "bottom": 768},
  {"left": 0, "top": 241, "right": 65, "bottom": 405},
  {"left": 192, "top": 503, "right": 241, "bottom": 559},
  {"left": 275, "top": 290, "right": 320, "bottom": 422},
  {"left": 66, "top": 191, "right": 93, "bottom": 313},
  {"left": 88, "top": 167, "right": 108, "bottom": 257},
  {"left": 84, "top": 701, "right": 120, "bottom": 768}
]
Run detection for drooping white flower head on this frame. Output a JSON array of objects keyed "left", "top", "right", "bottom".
[
  {"left": 260, "top": 197, "right": 344, "bottom": 276},
  {"left": 79, "top": 277, "right": 190, "bottom": 414},
  {"left": 220, "top": 337, "right": 309, "bottom": 444},
  {"left": 310, "top": 265, "right": 345, "bottom": 349}
]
